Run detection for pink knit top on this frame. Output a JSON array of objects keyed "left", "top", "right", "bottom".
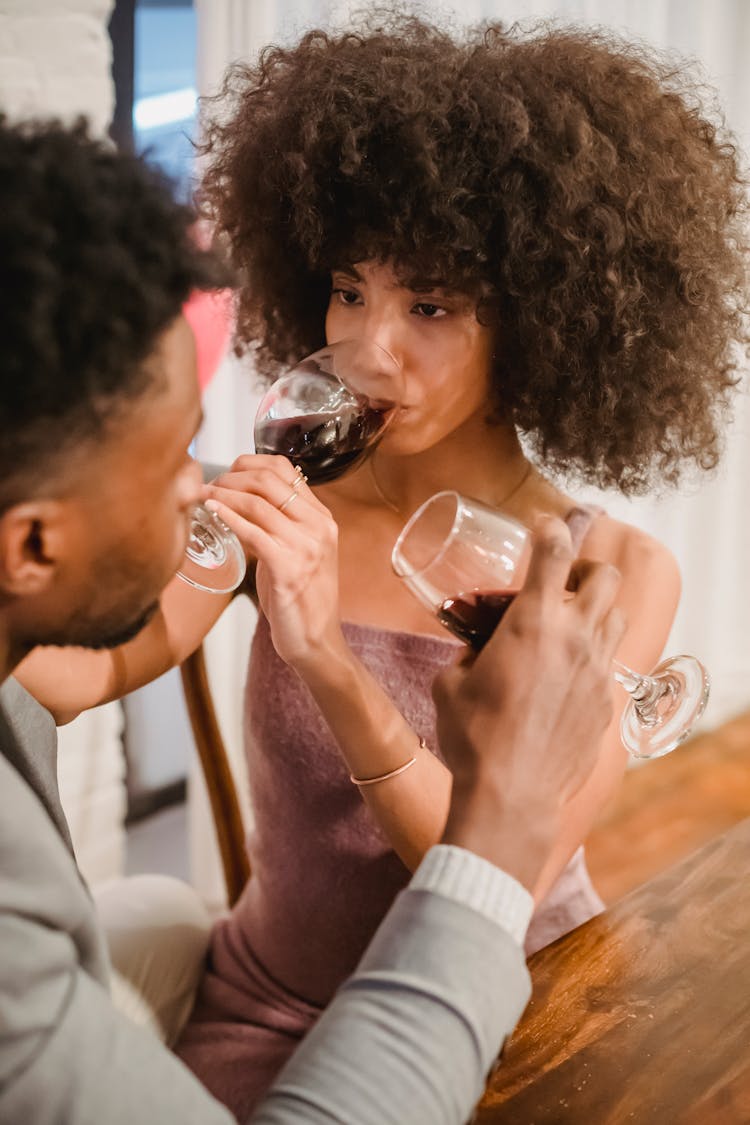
[
  {"left": 176, "top": 507, "right": 604, "bottom": 1119},
  {"left": 232, "top": 506, "right": 603, "bottom": 1002}
]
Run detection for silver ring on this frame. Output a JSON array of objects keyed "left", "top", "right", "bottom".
[{"left": 279, "top": 489, "right": 299, "bottom": 513}]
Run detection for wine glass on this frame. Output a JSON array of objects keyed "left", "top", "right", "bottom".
[
  {"left": 391, "top": 490, "right": 710, "bottom": 760},
  {"left": 177, "top": 338, "right": 400, "bottom": 594},
  {"left": 253, "top": 338, "right": 402, "bottom": 484},
  {"left": 177, "top": 502, "right": 246, "bottom": 594}
]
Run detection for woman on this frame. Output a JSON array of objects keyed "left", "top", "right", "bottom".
[
  {"left": 167, "top": 15, "right": 748, "bottom": 1115},
  {"left": 18, "top": 14, "right": 748, "bottom": 1120}
]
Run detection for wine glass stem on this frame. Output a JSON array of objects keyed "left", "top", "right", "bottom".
[
  {"left": 612, "top": 659, "right": 675, "bottom": 729},
  {"left": 612, "top": 659, "right": 658, "bottom": 702}
]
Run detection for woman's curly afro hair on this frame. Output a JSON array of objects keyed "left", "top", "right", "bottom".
[{"left": 200, "top": 12, "right": 750, "bottom": 493}]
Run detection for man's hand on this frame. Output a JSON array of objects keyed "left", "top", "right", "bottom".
[{"left": 434, "top": 516, "right": 626, "bottom": 897}]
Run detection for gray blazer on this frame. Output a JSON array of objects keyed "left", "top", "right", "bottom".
[{"left": 0, "top": 678, "right": 531, "bottom": 1124}]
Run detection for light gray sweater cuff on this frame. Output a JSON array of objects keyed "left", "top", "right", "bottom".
[{"left": 410, "top": 844, "right": 534, "bottom": 948}]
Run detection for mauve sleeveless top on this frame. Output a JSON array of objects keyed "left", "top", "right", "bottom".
[{"left": 231, "top": 506, "right": 604, "bottom": 1005}]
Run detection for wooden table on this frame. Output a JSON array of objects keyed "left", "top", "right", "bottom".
[{"left": 478, "top": 818, "right": 750, "bottom": 1123}]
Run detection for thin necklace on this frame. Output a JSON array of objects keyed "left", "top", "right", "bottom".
[{"left": 369, "top": 456, "right": 535, "bottom": 518}]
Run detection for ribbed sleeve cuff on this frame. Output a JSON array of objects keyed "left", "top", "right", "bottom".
[{"left": 410, "top": 844, "right": 534, "bottom": 948}]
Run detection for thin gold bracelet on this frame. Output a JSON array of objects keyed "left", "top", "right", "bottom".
[{"left": 350, "top": 737, "right": 426, "bottom": 787}]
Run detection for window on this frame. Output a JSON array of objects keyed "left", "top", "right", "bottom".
[{"left": 110, "top": 0, "right": 198, "bottom": 201}]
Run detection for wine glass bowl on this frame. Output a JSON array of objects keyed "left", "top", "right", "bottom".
[
  {"left": 392, "top": 490, "right": 710, "bottom": 760},
  {"left": 253, "top": 339, "right": 403, "bottom": 484},
  {"left": 392, "top": 490, "right": 531, "bottom": 649},
  {"left": 175, "top": 338, "right": 400, "bottom": 596},
  {"left": 177, "top": 502, "right": 247, "bottom": 594}
]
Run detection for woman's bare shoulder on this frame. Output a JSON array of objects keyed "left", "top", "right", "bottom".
[{"left": 582, "top": 511, "right": 681, "bottom": 593}]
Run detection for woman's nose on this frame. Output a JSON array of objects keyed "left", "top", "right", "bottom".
[
  {"left": 361, "top": 314, "right": 402, "bottom": 365},
  {"left": 333, "top": 338, "right": 403, "bottom": 404}
]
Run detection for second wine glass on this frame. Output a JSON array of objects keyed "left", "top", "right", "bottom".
[{"left": 391, "top": 490, "right": 710, "bottom": 760}]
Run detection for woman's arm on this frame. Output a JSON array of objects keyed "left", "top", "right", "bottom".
[
  {"left": 13, "top": 456, "right": 306, "bottom": 724},
  {"left": 291, "top": 646, "right": 454, "bottom": 869},
  {"left": 207, "top": 475, "right": 680, "bottom": 880},
  {"left": 288, "top": 519, "right": 679, "bottom": 881},
  {"left": 14, "top": 576, "right": 236, "bottom": 724},
  {"left": 205, "top": 466, "right": 453, "bottom": 870}
]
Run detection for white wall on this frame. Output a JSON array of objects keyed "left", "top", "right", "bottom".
[{"left": 0, "top": 0, "right": 126, "bottom": 885}]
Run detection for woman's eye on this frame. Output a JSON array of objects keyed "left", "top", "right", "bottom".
[
  {"left": 331, "top": 287, "right": 361, "bottom": 306},
  {"left": 413, "top": 302, "right": 447, "bottom": 319}
]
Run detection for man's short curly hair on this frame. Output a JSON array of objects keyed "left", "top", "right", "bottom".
[
  {"left": 0, "top": 117, "right": 223, "bottom": 503},
  {"left": 200, "top": 13, "right": 749, "bottom": 493}
]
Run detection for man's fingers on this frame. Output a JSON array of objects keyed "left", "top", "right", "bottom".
[
  {"left": 522, "top": 516, "right": 575, "bottom": 599},
  {"left": 598, "top": 605, "right": 628, "bottom": 665},
  {"left": 431, "top": 654, "right": 471, "bottom": 709},
  {"left": 566, "top": 559, "right": 622, "bottom": 620}
]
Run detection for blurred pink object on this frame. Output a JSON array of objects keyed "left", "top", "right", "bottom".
[{"left": 183, "top": 288, "right": 234, "bottom": 391}]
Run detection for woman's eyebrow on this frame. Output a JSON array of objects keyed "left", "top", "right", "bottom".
[
  {"left": 329, "top": 267, "right": 463, "bottom": 297},
  {"left": 331, "top": 265, "right": 362, "bottom": 280},
  {"left": 409, "top": 281, "right": 461, "bottom": 296}
]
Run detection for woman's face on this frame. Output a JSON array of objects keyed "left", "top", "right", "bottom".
[{"left": 325, "top": 260, "right": 495, "bottom": 456}]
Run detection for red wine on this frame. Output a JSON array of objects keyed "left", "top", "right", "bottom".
[
  {"left": 438, "top": 591, "right": 518, "bottom": 651},
  {"left": 254, "top": 405, "right": 388, "bottom": 484}
]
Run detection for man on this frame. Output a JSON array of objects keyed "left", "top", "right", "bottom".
[{"left": 0, "top": 117, "right": 623, "bottom": 1123}]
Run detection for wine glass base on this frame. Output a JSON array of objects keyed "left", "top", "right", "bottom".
[
  {"left": 177, "top": 504, "right": 246, "bottom": 594},
  {"left": 620, "top": 655, "right": 710, "bottom": 760}
]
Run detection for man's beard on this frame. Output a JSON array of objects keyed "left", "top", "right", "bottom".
[
  {"left": 78, "top": 599, "right": 160, "bottom": 650},
  {"left": 40, "top": 599, "right": 160, "bottom": 652}
]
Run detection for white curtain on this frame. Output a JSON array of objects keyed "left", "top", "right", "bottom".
[{"left": 192, "top": 0, "right": 750, "bottom": 897}]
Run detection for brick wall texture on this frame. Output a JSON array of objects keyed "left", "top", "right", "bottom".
[{"left": 0, "top": 0, "right": 114, "bottom": 133}]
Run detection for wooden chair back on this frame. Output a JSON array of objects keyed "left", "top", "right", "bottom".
[{"left": 180, "top": 645, "right": 250, "bottom": 906}]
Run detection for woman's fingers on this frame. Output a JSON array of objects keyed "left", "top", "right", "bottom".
[
  {"left": 209, "top": 459, "right": 300, "bottom": 501},
  {"left": 207, "top": 457, "right": 333, "bottom": 519},
  {"left": 206, "top": 470, "right": 308, "bottom": 524},
  {"left": 206, "top": 485, "right": 333, "bottom": 552},
  {"left": 224, "top": 452, "right": 298, "bottom": 478},
  {"left": 203, "top": 494, "right": 283, "bottom": 560}
]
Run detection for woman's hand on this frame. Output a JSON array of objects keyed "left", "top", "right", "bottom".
[{"left": 204, "top": 455, "right": 346, "bottom": 670}]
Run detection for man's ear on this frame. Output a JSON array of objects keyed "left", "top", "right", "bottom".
[{"left": 0, "top": 501, "right": 66, "bottom": 596}]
